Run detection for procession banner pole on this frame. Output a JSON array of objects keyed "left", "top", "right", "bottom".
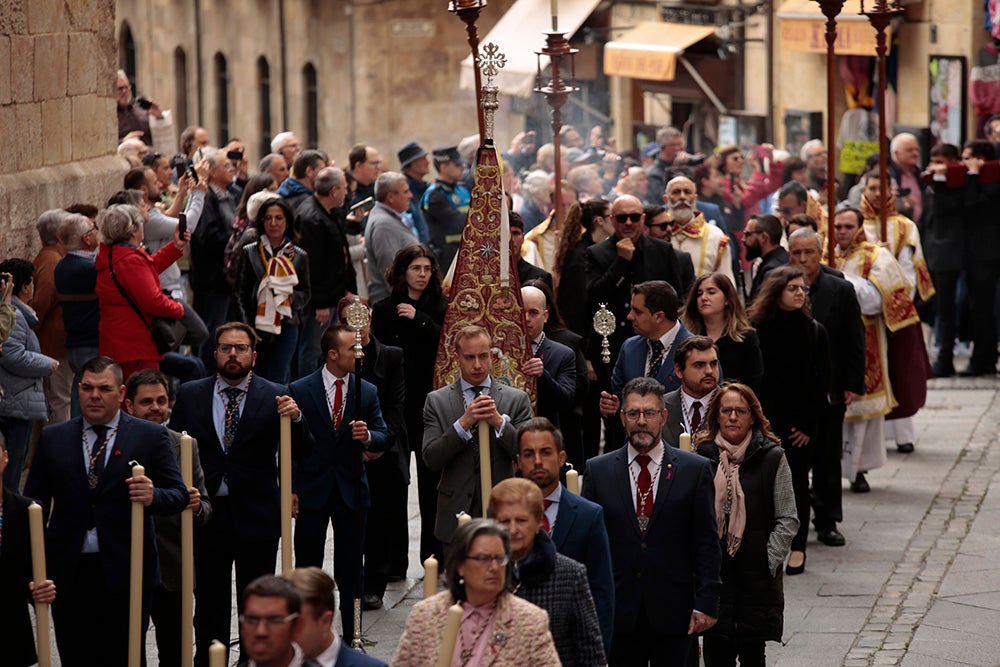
[
  {"left": 280, "top": 416, "right": 292, "bottom": 575},
  {"left": 28, "top": 503, "right": 51, "bottom": 667},
  {"left": 346, "top": 296, "right": 372, "bottom": 649}
]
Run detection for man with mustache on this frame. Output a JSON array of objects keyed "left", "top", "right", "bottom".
[
  {"left": 583, "top": 376, "right": 721, "bottom": 666},
  {"left": 744, "top": 214, "right": 789, "bottom": 303},
  {"left": 169, "top": 322, "right": 313, "bottom": 666},
  {"left": 664, "top": 176, "right": 735, "bottom": 285}
]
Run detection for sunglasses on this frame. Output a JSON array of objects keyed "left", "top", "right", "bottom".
[
  {"left": 646, "top": 222, "right": 670, "bottom": 231},
  {"left": 614, "top": 213, "right": 643, "bottom": 224}
]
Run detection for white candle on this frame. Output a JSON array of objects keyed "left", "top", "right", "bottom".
[
  {"left": 457, "top": 512, "right": 472, "bottom": 527},
  {"left": 209, "top": 640, "right": 226, "bottom": 667},
  {"left": 129, "top": 465, "right": 145, "bottom": 667},
  {"left": 280, "top": 415, "right": 293, "bottom": 574},
  {"left": 478, "top": 421, "right": 491, "bottom": 517},
  {"left": 424, "top": 556, "right": 439, "bottom": 599},
  {"left": 28, "top": 503, "right": 51, "bottom": 667},
  {"left": 680, "top": 432, "right": 692, "bottom": 452},
  {"left": 436, "top": 604, "right": 464, "bottom": 667},
  {"left": 565, "top": 469, "right": 580, "bottom": 495}
]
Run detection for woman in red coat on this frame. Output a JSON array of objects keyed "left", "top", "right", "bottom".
[{"left": 94, "top": 203, "right": 187, "bottom": 380}]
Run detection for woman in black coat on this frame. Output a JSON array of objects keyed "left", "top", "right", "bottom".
[
  {"left": 695, "top": 383, "right": 798, "bottom": 667},
  {"left": 748, "top": 265, "right": 830, "bottom": 576},
  {"left": 371, "top": 243, "right": 447, "bottom": 568}
]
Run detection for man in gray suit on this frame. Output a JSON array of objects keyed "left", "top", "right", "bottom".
[
  {"left": 124, "top": 369, "right": 212, "bottom": 667},
  {"left": 663, "top": 336, "right": 719, "bottom": 449},
  {"left": 423, "top": 325, "right": 534, "bottom": 547},
  {"left": 365, "top": 171, "right": 417, "bottom": 301}
]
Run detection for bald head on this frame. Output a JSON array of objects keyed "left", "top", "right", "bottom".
[
  {"left": 610, "top": 195, "right": 645, "bottom": 242},
  {"left": 521, "top": 285, "right": 548, "bottom": 339}
]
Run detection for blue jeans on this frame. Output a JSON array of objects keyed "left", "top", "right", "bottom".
[
  {"left": 1, "top": 417, "right": 35, "bottom": 492},
  {"left": 254, "top": 323, "right": 299, "bottom": 385}
]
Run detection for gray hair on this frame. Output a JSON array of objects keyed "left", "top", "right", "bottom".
[
  {"left": 522, "top": 170, "right": 552, "bottom": 206},
  {"left": 270, "top": 131, "right": 296, "bottom": 154},
  {"left": 621, "top": 376, "right": 667, "bottom": 409},
  {"left": 445, "top": 519, "right": 513, "bottom": 602},
  {"left": 98, "top": 204, "right": 144, "bottom": 244},
  {"left": 201, "top": 147, "right": 226, "bottom": 171},
  {"left": 374, "top": 171, "right": 406, "bottom": 202},
  {"left": 890, "top": 132, "right": 918, "bottom": 156},
  {"left": 314, "top": 167, "right": 345, "bottom": 197},
  {"left": 258, "top": 153, "right": 283, "bottom": 173},
  {"left": 655, "top": 126, "right": 682, "bottom": 145},
  {"left": 117, "top": 138, "right": 145, "bottom": 159},
  {"left": 788, "top": 227, "right": 823, "bottom": 251},
  {"left": 37, "top": 208, "right": 73, "bottom": 246},
  {"left": 799, "top": 139, "right": 824, "bottom": 161},
  {"left": 58, "top": 214, "right": 95, "bottom": 251}
]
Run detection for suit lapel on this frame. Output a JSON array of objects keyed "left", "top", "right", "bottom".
[
  {"left": 96, "top": 413, "right": 131, "bottom": 493},
  {"left": 648, "top": 445, "right": 678, "bottom": 529},
  {"left": 551, "top": 488, "right": 575, "bottom": 548},
  {"left": 304, "top": 369, "right": 337, "bottom": 437},
  {"left": 233, "top": 378, "right": 268, "bottom": 448},
  {"left": 69, "top": 418, "right": 90, "bottom": 491},
  {"left": 450, "top": 381, "right": 466, "bottom": 418}
]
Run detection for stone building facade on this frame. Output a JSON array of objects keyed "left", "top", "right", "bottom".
[{"left": 1, "top": 0, "right": 123, "bottom": 258}]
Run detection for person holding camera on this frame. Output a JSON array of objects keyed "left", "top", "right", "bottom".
[{"left": 116, "top": 69, "right": 161, "bottom": 146}]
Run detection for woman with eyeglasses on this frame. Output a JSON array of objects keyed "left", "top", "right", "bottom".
[
  {"left": 716, "top": 145, "right": 783, "bottom": 266},
  {"left": 747, "top": 265, "right": 830, "bottom": 576},
  {"left": 392, "top": 519, "right": 561, "bottom": 667},
  {"left": 489, "top": 478, "right": 606, "bottom": 666},
  {"left": 681, "top": 272, "right": 763, "bottom": 392},
  {"left": 694, "top": 382, "right": 798, "bottom": 667}
]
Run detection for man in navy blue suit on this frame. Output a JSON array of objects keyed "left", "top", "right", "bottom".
[
  {"left": 583, "top": 377, "right": 721, "bottom": 666},
  {"left": 289, "top": 323, "right": 388, "bottom": 640},
  {"left": 24, "top": 356, "right": 189, "bottom": 666},
  {"left": 169, "top": 322, "right": 312, "bottom": 667},
  {"left": 517, "top": 417, "right": 614, "bottom": 657},
  {"left": 600, "top": 280, "right": 691, "bottom": 419},
  {"left": 521, "top": 285, "right": 577, "bottom": 426},
  {"left": 286, "top": 567, "right": 389, "bottom": 667}
]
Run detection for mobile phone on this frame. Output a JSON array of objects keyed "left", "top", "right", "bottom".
[
  {"left": 136, "top": 96, "right": 153, "bottom": 110},
  {"left": 350, "top": 197, "right": 375, "bottom": 214},
  {"left": 227, "top": 149, "right": 244, "bottom": 161},
  {"left": 185, "top": 159, "right": 198, "bottom": 184},
  {"left": 177, "top": 212, "right": 187, "bottom": 236}
]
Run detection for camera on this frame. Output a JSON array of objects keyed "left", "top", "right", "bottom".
[
  {"left": 227, "top": 149, "right": 244, "bottom": 161},
  {"left": 136, "top": 96, "right": 153, "bottom": 110}
]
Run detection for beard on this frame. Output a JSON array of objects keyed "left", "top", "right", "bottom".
[
  {"left": 669, "top": 201, "right": 694, "bottom": 224},
  {"left": 745, "top": 242, "right": 761, "bottom": 260},
  {"left": 218, "top": 360, "right": 252, "bottom": 382},
  {"left": 628, "top": 427, "right": 659, "bottom": 451}
]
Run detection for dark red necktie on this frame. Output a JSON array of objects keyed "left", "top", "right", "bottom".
[
  {"left": 691, "top": 401, "right": 702, "bottom": 433},
  {"left": 333, "top": 379, "right": 344, "bottom": 430},
  {"left": 541, "top": 499, "right": 554, "bottom": 534},
  {"left": 635, "top": 454, "right": 653, "bottom": 532}
]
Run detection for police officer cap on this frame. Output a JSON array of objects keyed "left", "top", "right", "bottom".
[{"left": 432, "top": 145, "right": 464, "bottom": 165}]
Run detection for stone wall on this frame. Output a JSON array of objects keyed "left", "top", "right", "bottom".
[{"left": 0, "top": 0, "right": 125, "bottom": 259}]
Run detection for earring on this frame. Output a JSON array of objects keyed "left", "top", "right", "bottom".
[{"left": 459, "top": 577, "right": 465, "bottom": 585}]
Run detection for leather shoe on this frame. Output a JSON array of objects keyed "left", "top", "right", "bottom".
[
  {"left": 785, "top": 551, "right": 806, "bottom": 576},
  {"left": 816, "top": 527, "right": 846, "bottom": 546},
  {"left": 850, "top": 472, "right": 870, "bottom": 493},
  {"left": 362, "top": 594, "right": 383, "bottom": 611},
  {"left": 896, "top": 442, "right": 915, "bottom": 453}
]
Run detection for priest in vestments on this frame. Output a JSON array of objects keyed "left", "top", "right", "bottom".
[
  {"left": 860, "top": 174, "right": 934, "bottom": 453},
  {"left": 664, "top": 176, "right": 735, "bottom": 284},
  {"left": 833, "top": 207, "right": 924, "bottom": 491}
]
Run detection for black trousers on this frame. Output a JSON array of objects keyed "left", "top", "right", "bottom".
[
  {"left": 408, "top": 410, "right": 439, "bottom": 564},
  {"left": 967, "top": 262, "right": 1000, "bottom": 373},
  {"left": 193, "top": 497, "right": 278, "bottom": 667},
  {"left": 294, "top": 493, "right": 365, "bottom": 641},
  {"left": 931, "top": 270, "right": 961, "bottom": 368},
  {"left": 364, "top": 452, "right": 409, "bottom": 595},
  {"left": 783, "top": 438, "right": 813, "bottom": 552},
  {"left": 151, "top": 584, "right": 183, "bottom": 667},
  {"left": 610, "top": 606, "right": 695, "bottom": 667},
  {"left": 52, "top": 553, "right": 150, "bottom": 667},
  {"left": 811, "top": 402, "right": 846, "bottom": 530},
  {"left": 702, "top": 636, "right": 766, "bottom": 667}
]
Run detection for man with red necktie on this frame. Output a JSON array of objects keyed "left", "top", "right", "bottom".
[
  {"left": 583, "top": 376, "right": 721, "bottom": 666},
  {"left": 288, "top": 323, "right": 388, "bottom": 640}
]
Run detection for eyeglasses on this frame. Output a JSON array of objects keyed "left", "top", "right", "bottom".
[
  {"left": 720, "top": 406, "right": 750, "bottom": 417},
  {"left": 785, "top": 284, "right": 808, "bottom": 293},
  {"left": 744, "top": 230, "right": 762, "bottom": 237},
  {"left": 218, "top": 343, "right": 252, "bottom": 354},
  {"left": 623, "top": 408, "right": 662, "bottom": 421},
  {"left": 239, "top": 613, "right": 300, "bottom": 628},
  {"left": 614, "top": 213, "right": 643, "bottom": 224},
  {"left": 466, "top": 554, "right": 510, "bottom": 567}
]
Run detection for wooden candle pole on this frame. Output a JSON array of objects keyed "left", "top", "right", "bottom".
[
  {"left": 478, "top": 421, "right": 492, "bottom": 517},
  {"left": 129, "top": 464, "right": 146, "bottom": 667},
  {"left": 180, "top": 433, "right": 194, "bottom": 666},
  {"left": 28, "top": 503, "right": 51, "bottom": 667},
  {"left": 280, "top": 415, "right": 293, "bottom": 574}
]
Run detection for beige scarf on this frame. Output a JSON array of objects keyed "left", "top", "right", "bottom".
[{"left": 713, "top": 432, "right": 752, "bottom": 557}]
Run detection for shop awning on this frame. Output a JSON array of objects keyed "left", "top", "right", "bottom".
[
  {"left": 459, "top": 0, "right": 602, "bottom": 98},
  {"left": 603, "top": 22, "right": 717, "bottom": 82},
  {"left": 778, "top": 0, "right": 884, "bottom": 56}
]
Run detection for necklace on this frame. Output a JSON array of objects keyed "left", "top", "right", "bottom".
[
  {"left": 458, "top": 601, "right": 498, "bottom": 665},
  {"left": 627, "top": 454, "right": 662, "bottom": 532},
  {"left": 680, "top": 389, "right": 715, "bottom": 442}
]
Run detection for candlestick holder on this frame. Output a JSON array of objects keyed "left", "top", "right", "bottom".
[
  {"left": 534, "top": 28, "right": 579, "bottom": 229},
  {"left": 449, "top": 0, "right": 489, "bottom": 140}
]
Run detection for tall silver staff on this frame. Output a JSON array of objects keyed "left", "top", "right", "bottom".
[{"left": 345, "top": 296, "right": 372, "bottom": 650}]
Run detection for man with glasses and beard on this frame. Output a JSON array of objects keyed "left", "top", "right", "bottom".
[
  {"left": 583, "top": 376, "right": 721, "bottom": 666},
  {"left": 663, "top": 176, "right": 735, "bottom": 285},
  {"left": 169, "top": 322, "right": 313, "bottom": 667},
  {"left": 744, "top": 214, "right": 789, "bottom": 303}
]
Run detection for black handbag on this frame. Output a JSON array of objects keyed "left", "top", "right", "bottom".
[{"left": 107, "top": 245, "right": 187, "bottom": 354}]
